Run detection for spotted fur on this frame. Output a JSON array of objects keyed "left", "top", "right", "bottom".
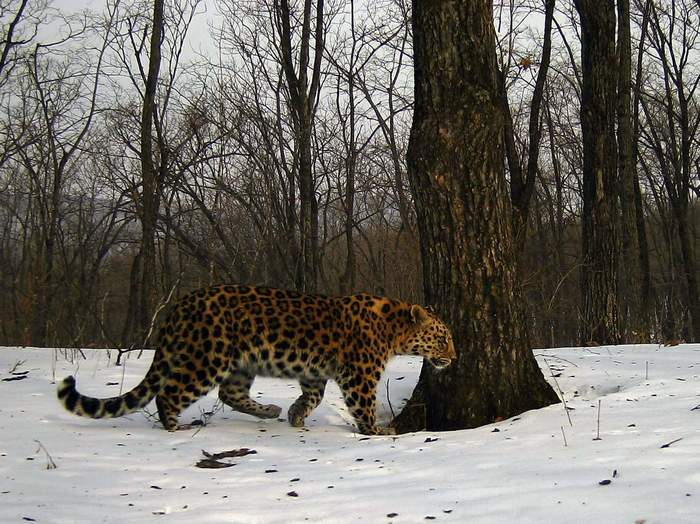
[{"left": 57, "top": 284, "right": 455, "bottom": 435}]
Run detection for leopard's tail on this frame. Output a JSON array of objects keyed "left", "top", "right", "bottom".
[{"left": 57, "top": 352, "right": 167, "bottom": 420}]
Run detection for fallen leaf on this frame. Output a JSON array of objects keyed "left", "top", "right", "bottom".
[
  {"left": 195, "top": 459, "right": 236, "bottom": 469},
  {"left": 2, "top": 376, "right": 27, "bottom": 382},
  {"left": 201, "top": 448, "right": 257, "bottom": 460}
]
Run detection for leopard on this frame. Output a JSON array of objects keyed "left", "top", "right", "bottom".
[{"left": 57, "top": 284, "right": 456, "bottom": 435}]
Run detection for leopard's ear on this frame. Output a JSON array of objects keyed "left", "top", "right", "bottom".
[
  {"left": 410, "top": 304, "right": 430, "bottom": 325},
  {"left": 425, "top": 305, "right": 436, "bottom": 315}
]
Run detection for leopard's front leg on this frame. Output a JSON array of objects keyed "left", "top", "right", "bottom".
[
  {"left": 288, "top": 378, "right": 327, "bottom": 427},
  {"left": 337, "top": 371, "right": 395, "bottom": 436}
]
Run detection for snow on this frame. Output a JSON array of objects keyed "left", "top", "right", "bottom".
[{"left": 1, "top": 344, "right": 699, "bottom": 523}]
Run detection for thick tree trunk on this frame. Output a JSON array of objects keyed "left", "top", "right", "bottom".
[
  {"left": 575, "top": 0, "right": 621, "bottom": 345},
  {"left": 616, "top": 0, "right": 645, "bottom": 341},
  {"left": 631, "top": 0, "right": 654, "bottom": 340},
  {"left": 394, "top": 0, "right": 558, "bottom": 433}
]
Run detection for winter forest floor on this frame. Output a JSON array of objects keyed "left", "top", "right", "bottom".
[{"left": 1, "top": 344, "right": 699, "bottom": 523}]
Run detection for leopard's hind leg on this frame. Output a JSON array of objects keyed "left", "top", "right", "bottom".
[
  {"left": 337, "top": 370, "right": 395, "bottom": 436},
  {"left": 155, "top": 373, "right": 219, "bottom": 430},
  {"left": 155, "top": 349, "right": 224, "bottom": 430},
  {"left": 218, "top": 369, "right": 281, "bottom": 419}
]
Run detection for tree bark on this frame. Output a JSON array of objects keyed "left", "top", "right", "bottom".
[
  {"left": 394, "top": 0, "right": 558, "bottom": 433},
  {"left": 631, "top": 0, "right": 654, "bottom": 341},
  {"left": 574, "top": 0, "right": 621, "bottom": 345},
  {"left": 617, "top": 0, "right": 646, "bottom": 341},
  {"left": 137, "top": 0, "right": 165, "bottom": 340},
  {"left": 338, "top": 0, "right": 358, "bottom": 295}
]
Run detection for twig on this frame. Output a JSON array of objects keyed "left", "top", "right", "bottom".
[
  {"left": 8, "top": 360, "right": 26, "bottom": 374},
  {"left": 142, "top": 408, "right": 160, "bottom": 426},
  {"left": 92, "top": 292, "right": 121, "bottom": 349},
  {"left": 546, "top": 263, "right": 583, "bottom": 313},
  {"left": 660, "top": 437, "right": 683, "bottom": 449},
  {"left": 56, "top": 347, "right": 87, "bottom": 362},
  {"left": 593, "top": 400, "right": 602, "bottom": 440},
  {"left": 114, "top": 277, "right": 182, "bottom": 366},
  {"left": 116, "top": 344, "right": 154, "bottom": 366},
  {"left": 561, "top": 426, "right": 567, "bottom": 447},
  {"left": 385, "top": 379, "right": 396, "bottom": 419},
  {"left": 138, "top": 276, "right": 182, "bottom": 359},
  {"left": 533, "top": 354, "right": 579, "bottom": 368},
  {"left": 543, "top": 358, "right": 572, "bottom": 426},
  {"left": 190, "top": 400, "right": 224, "bottom": 437},
  {"left": 65, "top": 321, "right": 88, "bottom": 358},
  {"left": 34, "top": 440, "right": 57, "bottom": 470},
  {"left": 93, "top": 291, "right": 124, "bottom": 352},
  {"left": 119, "top": 355, "right": 127, "bottom": 396}
]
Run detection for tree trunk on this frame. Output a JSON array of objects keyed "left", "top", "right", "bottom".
[
  {"left": 575, "top": 0, "right": 621, "bottom": 345},
  {"left": 674, "top": 200, "right": 700, "bottom": 340},
  {"left": 631, "top": 0, "right": 654, "bottom": 340},
  {"left": 394, "top": 0, "right": 558, "bottom": 433},
  {"left": 641, "top": 0, "right": 700, "bottom": 341},
  {"left": 277, "top": 0, "right": 324, "bottom": 293},
  {"left": 339, "top": 0, "right": 358, "bottom": 295},
  {"left": 617, "top": 0, "right": 646, "bottom": 341},
  {"left": 504, "top": 0, "right": 555, "bottom": 255},
  {"left": 130, "top": 0, "right": 164, "bottom": 342}
]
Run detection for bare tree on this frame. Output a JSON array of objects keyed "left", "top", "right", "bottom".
[
  {"left": 637, "top": 0, "right": 700, "bottom": 340},
  {"left": 136, "top": 0, "right": 165, "bottom": 340},
  {"left": 394, "top": 0, "right": 558, "bottom": 433},
  {"left": 14, "top": 13, "right": 112, "bottom": 345},
  {"left": 574, "top": 0, "right": 621, "bottom": 345},
  {"left": 275, "top": 0, "right": 326, "bottom": 292},
  {"left": 499, "top": 0, "right": 556, "bottom": 253},
  {"left": 105, "top": 0, "right": 204, "bottom": 343}
]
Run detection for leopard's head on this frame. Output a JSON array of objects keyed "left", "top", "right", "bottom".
[{"left": 401, "top": 305, "right": 456, "bottom": 369}]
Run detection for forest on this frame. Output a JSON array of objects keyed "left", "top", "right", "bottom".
[
  {"left": 0, "top": 0, "right": 698, "bottom": 353},
  {"left": 2, "top": 2, "right": 700, "bottom": 521}
]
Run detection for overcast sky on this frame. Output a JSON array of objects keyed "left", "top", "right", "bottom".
[{"left": 48, "top": 0, "right": 219, "bottom": 59}]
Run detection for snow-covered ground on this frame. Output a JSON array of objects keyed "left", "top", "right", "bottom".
[{"left": 1, "top": 344, "right": 699, "bottom": 523}]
